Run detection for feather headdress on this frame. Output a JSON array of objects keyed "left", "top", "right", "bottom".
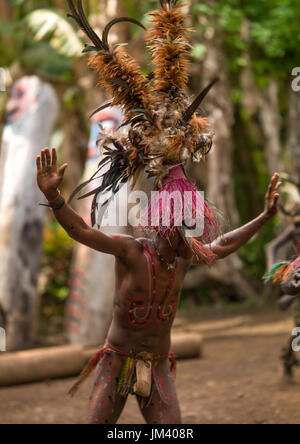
[{"left": 68, "top": 0, "right": 220, "bottom": 261}]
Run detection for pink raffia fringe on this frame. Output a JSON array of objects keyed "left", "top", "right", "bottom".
[{"left": 144, "top": 166, "right": 220, "bottom": 265}]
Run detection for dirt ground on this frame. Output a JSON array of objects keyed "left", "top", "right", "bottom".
[{"left": 1, "top": 307, "right": 300, "bottom": 424}]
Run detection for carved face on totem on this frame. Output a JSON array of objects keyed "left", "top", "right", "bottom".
[{"left": 7, "top": 77, "right": 40, "bottom": 124}]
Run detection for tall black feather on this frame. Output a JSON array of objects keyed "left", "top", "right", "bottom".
[
  {"left": 67, "top": 161, "right": 109, "bottom": 204},
  {"left": 89, "top": 101, "right": 112, "bottom": 119},
  {"left": 67, "top": 0, "right": 104, "bottom": 50},
  {"left": 183, "top": 77, "right": 219, "bottom": 123},
  {"left": 91, "top": 192, "right": 99, "bottom": 226},
  {"left": 102, "top": 17, "right": 146, "bottom": 49},
  {"left": 76, "top": 0, "right": 103, "bottom": 48}
]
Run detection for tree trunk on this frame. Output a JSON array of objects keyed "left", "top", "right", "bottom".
[
  {"left": 287, "top": 89, "right": 300, "bottom": 183},
  {"left": 0, "top": 76, "right": 59, "bottom": 350},
  {"left": 65, "top": 0, "right": 136, "bottom": 346},
  {"left": 259, "top": 80, "right": 283, "bottom": 175},
  {"left": 185, "top": 6, "right": 259, "bottom": 301},
  {"left": 60, "top": 105, "right": 87, "bottom": 197}
]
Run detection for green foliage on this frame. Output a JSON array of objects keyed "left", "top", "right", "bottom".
[
  {"left": 122, "top": 0, "right": 158, "bottom": 19},
  {"left": 0, "top": 4, "right": 81, "bottom": 81},
  {"left": 39, "top": 221, "right": 74, "bottom": 337},
  {"left": 42, "top": 221, "right": 73, "bottom": 299},
  {"left": 192, "top": 4, "right": 215, "bottom": 17},
  {"left": 43, "top": 220, "right": 73, "bottom": 258},
  {"left": 237, "top": 219, "right": 279, "bottom": 278},
  {"left": 190, "top": 0, "right": 300, "bottom": 281},
  {"left": 218, "top": 5, "right": 244, "bottom": 33},
  {"left": 192, "top": 0, "right": 300, "bottom": 82},
  {"left": 22, "top": 42, "right": 74, "bottom": 81},
  {"left": 24, "top": 9, "right": 83, "bottom": 58}
]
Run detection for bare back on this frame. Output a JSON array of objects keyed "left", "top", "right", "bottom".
[{"left": 107, "top": 238, "right": 190, "bottom": 356}]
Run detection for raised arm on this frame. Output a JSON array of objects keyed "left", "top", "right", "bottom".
[
  {"left": 193, "top": 173, "right": 281, "bottom": 264},
  {"left": 36, "top": 147, "right": 135, "bottom": 258}
]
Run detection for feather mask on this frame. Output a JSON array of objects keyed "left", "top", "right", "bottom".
[
  {"left": 67, "top": 0, "right": 218, "bottom": 195},
  {"left": 67, "top": 1, "right": 220, "bottom": 260}
]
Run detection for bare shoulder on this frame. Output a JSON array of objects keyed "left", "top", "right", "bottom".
[{"left": 112, "top": 234, "right": 144, "bottom": 260}]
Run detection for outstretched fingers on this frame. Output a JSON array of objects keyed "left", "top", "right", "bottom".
[{"left": 39, "top": 147, "right": 58, "bottom": 169}]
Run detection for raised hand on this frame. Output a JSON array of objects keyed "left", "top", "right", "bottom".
[
  {"left": 264, "top": 173, "right": 281, "bottom": 218},
  {"left": 36, "top": 148, "right": 68, "bottom": 201}
]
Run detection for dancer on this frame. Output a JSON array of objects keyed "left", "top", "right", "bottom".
[
  {"left": 266, "top": 177, "right": 300, "bottom": 380},
  {"left": 264, "top": 256, "right": 300, "bottom": 381},
  {"left": 36, "top": 0, "right": 282, "bottom": 424},
  {"left": 37, "top": 148, "right": 280, "bottom": 423},
  {"left": 266, "top": 175, "right": 300, "bottom": 270}
]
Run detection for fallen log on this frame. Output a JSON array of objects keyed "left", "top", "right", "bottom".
[
  {"left": 0, "top": 333, "right": 203, "bottom": 387},
  {"left": 0, "top": 345, "right": 85, "bottom": 387},
  {"left": 172, "top": 332, "right": 203, "bottom": 359}
]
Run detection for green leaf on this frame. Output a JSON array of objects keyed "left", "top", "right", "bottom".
[{"left": 24, "top": 9, "right": 83, "bottom": 58}]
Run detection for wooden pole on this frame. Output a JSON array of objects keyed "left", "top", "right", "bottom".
[
  {"left": 65, "top": 107, "right": 131, "bottom": 346},
  {"left": 0, "top": 76, "right": 59, "bottom": 351}
]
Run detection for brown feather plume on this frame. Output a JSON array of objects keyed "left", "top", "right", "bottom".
[
  {"left": 88, "top": 46, "right": 149, "bottom": 118},
  {"left": 67, "top": 0, "right": 219, "bottom": 223},
  {"left": 67, "top": 0, "right": 150, "bottom": 119},
  {"left": 146, "top": 2, "right": 191, "bottom": 95}
]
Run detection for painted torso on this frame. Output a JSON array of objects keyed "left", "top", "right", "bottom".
[{"left": 107, "top": 239, "right": 190, "bottom": 356}]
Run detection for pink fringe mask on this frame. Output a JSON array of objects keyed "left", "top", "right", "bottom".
[{"left": 144, "top": 166, "right": 220, "bottom": 265}]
